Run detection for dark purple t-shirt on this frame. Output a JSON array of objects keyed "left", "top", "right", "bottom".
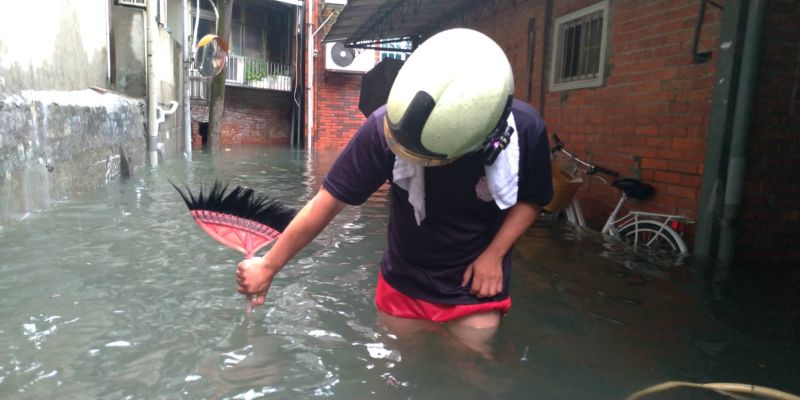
[{"left": 322, "top": 99, "right": 553, "bottom": 305}]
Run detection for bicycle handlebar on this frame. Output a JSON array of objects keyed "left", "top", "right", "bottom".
[
  {"left": 550, "top": 134, "right": 620, "bottom": 177},
  {"left": 592, "top": 165, "right": 620, "bottom": 177},
  {"left": 551, "top": 134, "right": 565, "bottom": 153}
]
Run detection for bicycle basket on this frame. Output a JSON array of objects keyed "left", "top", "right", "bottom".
[{"left": 543, "top": 166, "right": 583, "bottom": 213}]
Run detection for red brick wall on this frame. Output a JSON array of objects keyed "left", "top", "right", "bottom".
[
  {"left": 308, "top": 0, "right": 799, "bottom": 261},
  {"left": 316, "top": 71, "right": 364, "bottom": 150},
  {"left": 738, "top": 0, "right": 800, "bottom": 263},
  {"left": 190, "top": 86, "right": 292, "bottom": 146},
  {"left": 473, "top": 0, "right": 721, "bottom": 235},
  {"left": 469, "top": 1, "right": 548, "bottom": 111}
]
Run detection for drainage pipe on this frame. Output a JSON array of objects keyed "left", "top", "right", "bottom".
[
  {"left": 183, "top": 0, "right": 192, "bottom": 160},
  {"left": 717, "top": 0, "right": 766, "bottom": 262},
  {"left": 694, "top": 1, "right": 748, "bottom": 258},
  {"left": 158, "top": 101, "right": 180, "bottom": 126},
  {"left": 146, "top": 0, "right": 159, "bottom": 166},
  {"left": 305, "top": 5, "right": 338, "bottom": 152},
  {"left": 306, "top": 0, "right": 314, "bottom": 152}
]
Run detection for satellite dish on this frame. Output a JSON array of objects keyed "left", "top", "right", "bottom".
[{"left": 330, "top": 42, "right": 355, "bottom": 67}]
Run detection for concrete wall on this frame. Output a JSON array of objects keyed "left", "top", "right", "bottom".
[
  {"left": 113, "top": 6, "right": 181, "bottom": 104},
  {"left": 0, "top": 0, "right": 109, "bottom": 93},
  {"left": 0, "top": 90, "right": 146, "bottom": 225},
  {"left": 157, "top": 36, "right": 185, "bottom": 159},
  {"left": 0, "top": 1, "right": 186, "bottom": 226},
  {"left": 110, "top": 4, "right": 183, "bottom": 160}
]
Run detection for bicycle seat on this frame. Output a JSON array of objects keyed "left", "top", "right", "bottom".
[{"left": 612, "top": 178, "right": 655, "bottom": 201}]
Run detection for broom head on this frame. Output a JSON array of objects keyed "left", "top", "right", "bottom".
[{"left": 171, "top": 180, "right": 297, "bottom": 257}]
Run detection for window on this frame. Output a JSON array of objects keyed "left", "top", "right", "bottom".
[
  {"left": 549, "top": 1, "right": 609, "bottom": 91},
  {"left": 380, "top": 41, "right": 411, "bottom": 61},
  {"left": 190, "top": 3, "right": 292, "bottom": 64}
]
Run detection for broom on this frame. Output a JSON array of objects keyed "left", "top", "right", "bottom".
[{"left": 171, "top": 180, "right": 297, "bottom": 258}]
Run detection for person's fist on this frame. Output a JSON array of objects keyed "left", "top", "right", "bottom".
[{"left": 235, "top": 257, "right": 273, "bottom": 307}]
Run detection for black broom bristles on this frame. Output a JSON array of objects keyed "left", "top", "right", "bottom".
[{"left": 170, "top": 180, "right": 297, "bottom": 232}]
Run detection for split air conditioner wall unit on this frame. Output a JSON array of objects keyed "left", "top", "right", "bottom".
[
  {"left": 115, "top": 0, "right": 145, "bottom": 8},
  {"left": 325, "top": 42, "right": 376, "bottom": 74}
]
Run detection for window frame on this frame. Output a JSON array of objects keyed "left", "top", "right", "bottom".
[{"left": 549, "top": 0, "right": 610, "bottom": 92}]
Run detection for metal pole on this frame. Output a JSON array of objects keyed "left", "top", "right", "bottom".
[
  {"left": 718, "top": 0, "right": 766, "bottom": 262},
  {"left": 694, "top": 1, "right": 749, "bottom": 257},
  {"left": 146, "top": 0, "right": 159, "bottom": 166},
  {"left": 306, "top": 0, "right": 314, "bottom": 153},
  {"left": 183, "top": 0, "right": 192, "bottom": 161}
]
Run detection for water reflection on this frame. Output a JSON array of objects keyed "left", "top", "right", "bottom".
[{"left": 0, "top": 145, "right": 797, "bottom": 399}]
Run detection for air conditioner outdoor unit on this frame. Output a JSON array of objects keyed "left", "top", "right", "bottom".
[
  {"left": 115, "top": 0, "right": 166, "bottom": 24},
  {"left": 115, "top": 0, "right": 145, "bottom": 8},
  {"left": 323, "top": 0, "right": 347, "bottom": 12},
  {"left": 325, "top": 42, "right": 376, "bottom": 74}
]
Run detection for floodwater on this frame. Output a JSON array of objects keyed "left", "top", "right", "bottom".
[{"left": 1, "top": 146, "right": 798, "bottom": 399}]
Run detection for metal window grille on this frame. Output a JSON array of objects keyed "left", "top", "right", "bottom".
[
  {"left": 115, "top": 0, "right": 166, "bottom": 25},
  {"left": 156, "top": 0, "right": 165, "bottom": 25},
  {"left": 115, "top": 0, "right": 145, "bottom": 8},
  {"left": 555, "top": 9, "right": 604, "bottom": 84}
]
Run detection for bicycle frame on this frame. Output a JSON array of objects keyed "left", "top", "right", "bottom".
[
  {"left": 601, "top": 193, "right": 689, "bottom": 238},
  {"left": 550, "top": 134, "right": 692, "bottom": 255},
  {"left": 563, "top": 185, "right": 691, "bottom": 254}
]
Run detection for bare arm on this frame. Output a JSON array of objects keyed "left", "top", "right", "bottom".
[
  {"left": 236, "top": 187, "right": 347, "bottom": 306},
  {"left": 461, "top": 201, "right": 541, "bottom": 298}
]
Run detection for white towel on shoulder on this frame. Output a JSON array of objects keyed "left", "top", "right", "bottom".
[{"left": 393, "top": 113, "right": 520, "bottom": 225}]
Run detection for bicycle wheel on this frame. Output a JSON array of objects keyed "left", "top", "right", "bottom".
[{"left": 617, "top": 220, "right": 688, "bottom": 256}]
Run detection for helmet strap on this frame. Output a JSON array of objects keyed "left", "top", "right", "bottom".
[{"left": 481, "top": 95, "right": 514, "bottom": 166}]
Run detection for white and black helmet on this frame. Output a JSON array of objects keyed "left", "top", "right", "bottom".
[{"left": 384, "top": 28, "right": 514, "bottom": 166}]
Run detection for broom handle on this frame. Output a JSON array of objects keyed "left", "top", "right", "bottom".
[
  {"left": 242, "top": 251, "right": 269, "bottom": 313},
  {"left": 243, "top": 251, "right": 256, "bottom": 313}
]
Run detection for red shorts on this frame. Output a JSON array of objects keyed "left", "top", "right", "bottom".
[{"left": 374, "top": 273, "right": 511, "bottom": 323}]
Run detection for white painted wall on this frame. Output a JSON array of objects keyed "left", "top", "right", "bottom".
[{"left": 0, "top": 0, "right": 109, "bottom": 92}]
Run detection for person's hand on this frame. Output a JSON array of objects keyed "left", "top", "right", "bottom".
[
  {"left": 461, "top": 250, "right": 504, "bottom": 298},
  {"left": 235, "top": 256, "right": 276, "bottom": 307}
]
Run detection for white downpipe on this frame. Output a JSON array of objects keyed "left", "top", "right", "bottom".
[
  {"left": 146, "top": 0, "right": 159, "bottom": 166},
  {"left": 105, "top": 0, "right": 112, "bottom": 85},
  {"left": 158, "top": 101, "right": 179, "bottom": 125},
  {"left": 183, "top": 0, "right": 192, "bottom": 160},
  {"left": 192, "top": 0, "right": 200, "bottom": 50},
  {"left": 305, "top": 4, "right": 338, "bottom": 152},
  {"left": 306, "top": 0, "right": 314, "bottom": 152},
  {"left": 208, "top": 0, "right": 219, "bottom": 33}
]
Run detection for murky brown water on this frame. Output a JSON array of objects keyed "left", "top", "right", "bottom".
[{"left": 0, "top": 145, "right": 797, "bottom": 399}]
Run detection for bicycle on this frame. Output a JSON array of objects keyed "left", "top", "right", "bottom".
[{"left": 544, "top": 135, "right": 692, "bottom": 256}]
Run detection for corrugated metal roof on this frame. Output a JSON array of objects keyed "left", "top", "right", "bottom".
[{"left": 323, "top": 0, "right": 481, "bottom": 44}]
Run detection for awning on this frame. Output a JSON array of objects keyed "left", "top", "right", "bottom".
[{"left": 323, "top": 0, "right": 482, "bottom": 45}]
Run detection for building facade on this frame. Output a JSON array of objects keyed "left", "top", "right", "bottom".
[
  {"left": 189, "top": 0, "right": 301, "bottom": 147},
  {"left": 310, "top": 0, "right": 800, "bottom": 264}
]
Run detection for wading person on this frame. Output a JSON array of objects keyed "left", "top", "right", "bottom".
[{"left": 236, "top": 28, "right": 553, "bottom": 355}]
